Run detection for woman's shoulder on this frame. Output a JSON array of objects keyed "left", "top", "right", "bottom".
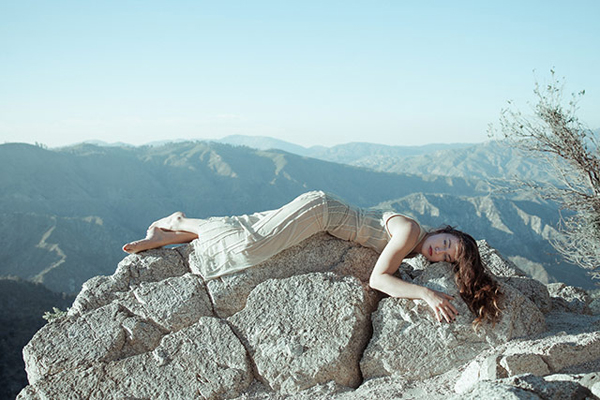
[{"left": 385, "top": 214, "right": 422, "bottom": 238}]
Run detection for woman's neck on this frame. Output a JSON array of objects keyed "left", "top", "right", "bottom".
[{"left": 412, "top": 234, "right": 428, "bottom": 256}]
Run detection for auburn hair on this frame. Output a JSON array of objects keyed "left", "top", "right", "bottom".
[{"left": 430, "top": 226, "right": 503, "bottom": 327}]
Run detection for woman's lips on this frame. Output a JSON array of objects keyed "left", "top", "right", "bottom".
[{"left": 429, "top": 246, "right": 432, "bottom": 257}]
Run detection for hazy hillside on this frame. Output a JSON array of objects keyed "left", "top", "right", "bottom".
[
  {"left": 0, "top": 277, "right": 74, "bottom": 400},
  {"left": 216, "top": 136, "right": 557, "bottom": 183},
  {"left": 0, "top": 141, "right": 490, "bottom": 293},
  {"left": 366, "top": 141, "right": 558, "bottom": 183},
  {"left": 216, "top": 135, "right": 316, "bottom": 156},
  {"left": 0, "top": 212, "right": 124, "bottom": 293}
]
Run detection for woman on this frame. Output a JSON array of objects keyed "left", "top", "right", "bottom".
[{"left": 123, "top": 191, "right": 502, "bottom": 326}]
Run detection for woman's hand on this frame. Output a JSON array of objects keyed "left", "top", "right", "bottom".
[
  {"left": 369, "top": 216, "right": 458, "bottom": 323},
  {"left": 422, "top": 288, "right": 458, "bottom": 323}
]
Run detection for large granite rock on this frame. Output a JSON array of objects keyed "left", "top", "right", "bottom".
[
  {"left": 498, "top": 275, "right": 552, "bottom": 314},
  {"left": 23, "top": 302, "right": 134, "bottom": 384},
  {"left": 20, "top": 317, "right": 253, "bottom": 399},
  {"left": 454, "top": 330, "right": 600, "bottom": 393},
  {"left": 547, "top": 282, "right": 592, "bottom": 314},
  {"left": 17, "top": 233, "right": 600, "bottom": 399},
  {"left": 360, "top": 262, "right": 546, "bottom": 382},
  {"left": 456, "top": 374, "right": 593, "bottom": 400},
  {"left": 185, "top": 232, "right": 379, "bottom": 317},
  {"left": 69, "top": 248, "right": 190, "bottom": 315},
  {"left": 229, "top": 272, "right": 377, "bottom": 394},
  {"left": 115, "top": 273, "right": 213, "bottom": 331}
]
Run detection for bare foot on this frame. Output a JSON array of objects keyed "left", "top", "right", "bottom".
[
  {"left": 148, "top": 212, "right": 186, "bottom": 232},
  {"left": 123, "top": 227, "right": 172, "bottom": 253},
  {"left": 123, "top": 227, "right": 199, "bottom": 254}
]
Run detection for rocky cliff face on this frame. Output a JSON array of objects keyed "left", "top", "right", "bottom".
[{"left": 17, "top": 233, "right": 600, "bottom": 399}]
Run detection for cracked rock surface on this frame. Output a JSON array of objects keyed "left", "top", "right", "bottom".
[{"left": 18, "top": 234, "right": 600, "bottom": 399}]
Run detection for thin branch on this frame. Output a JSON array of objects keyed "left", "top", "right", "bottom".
[{"left": 491, "top": 71, "right": 600, "bottom": 274}]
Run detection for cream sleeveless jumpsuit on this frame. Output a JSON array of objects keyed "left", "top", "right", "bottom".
[{"left": 192, "top": 191, "right": 426, "bottom": 280}]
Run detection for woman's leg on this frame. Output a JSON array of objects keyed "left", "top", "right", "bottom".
[
  {"left": 122, "top": 191, "right": 363, "bottom": 259},
  {"left": 193, "top": 191, "right": 331, "bottom": 279},
  {"left": 124, "top": 192, "right": 330, "bottom": 256},
  {"left": 123, "top": 227, "right": 198, "bottom": 253},
  {"left": 147, "top": 212, "right": 205, "bottom": 234}
]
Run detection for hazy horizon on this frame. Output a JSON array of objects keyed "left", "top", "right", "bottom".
[{"left": 3, "top": 134, "right": 486, "bottom": 150}]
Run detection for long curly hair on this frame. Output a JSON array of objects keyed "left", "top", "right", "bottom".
[{"left": 430, "top": 226, "right": 504, "bottom": 327}]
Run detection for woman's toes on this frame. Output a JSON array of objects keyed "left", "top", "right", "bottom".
[{"left": 123, "top": 239, "right": 148, "bottom": 254}]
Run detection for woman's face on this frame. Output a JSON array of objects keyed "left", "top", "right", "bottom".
[{"left": 420, "top": 233, "right": 460, "bottom": 263}]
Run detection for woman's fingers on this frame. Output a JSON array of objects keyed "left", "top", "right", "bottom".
[
  {"left": 436, "top": 291, "right": 455, "bottom": 302},
  {"left": 446, "top": 301, "right": 459, "bottom": 316},
  {"left": 424, "top": 289, "right": 459, "bottom": 323},
  {"left": 439, "top": 306, "right": 452, "bottom": 323},
  {"left": 433, "top": 304, "right": 452, "bottom": 323},
  {"left": 434, "top": 309, "right": 442, "bottom": 323},
  {"left": 438, "top": 301, "right": 458, "bottom": 323}
]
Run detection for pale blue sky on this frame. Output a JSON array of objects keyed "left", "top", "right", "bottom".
[{"left": 1, "top": 1, "right": 599, "bottom": 148}]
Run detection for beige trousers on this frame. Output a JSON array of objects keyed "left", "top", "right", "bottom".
[{"left": 192, "top": 191, "right": 419, "bottom": 280}]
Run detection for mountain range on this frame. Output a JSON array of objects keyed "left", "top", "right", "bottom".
[
  {"left": 1, "top": 136, "right": 595, "bottom": 400},
  {"left": 216, "top": 135, "right": 558, "bottom": 183},
  {"left": 0, "top": 138, "right": 590, "bottom": 292}
]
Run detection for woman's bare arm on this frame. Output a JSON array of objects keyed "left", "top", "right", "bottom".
[{"left": 368, "top": 216, "right": 458, "bottom": 323}]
